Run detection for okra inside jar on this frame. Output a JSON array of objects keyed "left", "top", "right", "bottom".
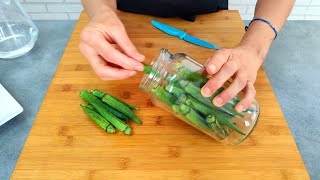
[{"left": 140, "top": 49, "right": 260, "bottom": 145}]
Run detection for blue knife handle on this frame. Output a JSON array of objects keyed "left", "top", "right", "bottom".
[{"left": 151, "top": 20, "right": 186, "bottom": 39}]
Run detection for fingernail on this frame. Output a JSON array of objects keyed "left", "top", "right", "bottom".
[
  {"left": 129, "top": 71, "right": 137, "bottom": 76},
  {"left": 214, "top": 97, "right": 223, "bottom": 106},
  {"left": 135, "top": 64, "right": 144, "bottom": 71},
  {"left": 204, "top": 58, "right": 211, "bottom": 66},
  {"left": 136, "top": 53, "right": 145, "bottom": 61},
  {"left": 208, "top": 64, "right": 216, "bottom": 73},
  {"left": 236, "top": 105, "right": 244, "bottom": 112},
  {"left": 202, "top": 87, "right": 211, "bottom": 97}
]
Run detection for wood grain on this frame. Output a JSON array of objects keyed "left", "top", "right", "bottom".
[{"left": 12, "top": 10, "right": 309, "bottom": 179}]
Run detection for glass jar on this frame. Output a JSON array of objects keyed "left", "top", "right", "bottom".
[
  {"left": 0, "top": 0, "right": 39, "bottom": 59},
  {"left": 140, "top": 49, "right": 260, "bottom": 145}
]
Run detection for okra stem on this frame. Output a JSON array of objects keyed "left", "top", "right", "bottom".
[
  {"left": 143, "top": 63, "right": 153, "bottom": 74},
  {"left": 143, "top": 63, "right": 160, "bottom": 78},
  {"left": 90, "top": 89, "right": 105, "bottom": 99}
]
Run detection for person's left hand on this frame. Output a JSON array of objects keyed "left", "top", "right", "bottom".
[{"left": 201, "top": 45, "right": 264, "bottom": 112}]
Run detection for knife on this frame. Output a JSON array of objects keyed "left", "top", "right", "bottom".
[{"left": 151, "top": 20, "right": 220, "bottom": 50}]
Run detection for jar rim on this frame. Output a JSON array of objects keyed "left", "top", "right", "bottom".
[{"left": 139, "top": 48, "right": 172, "bottom": 93}]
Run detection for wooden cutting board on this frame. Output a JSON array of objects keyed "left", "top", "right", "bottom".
[{"left": 12, "top": 11, "right": 309, "bottom": 179}]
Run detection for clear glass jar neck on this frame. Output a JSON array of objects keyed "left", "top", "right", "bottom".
[
  {"left": 139, "top": 48, "right": 204, "bottom": 94},
  {"left": 139, "top": 49, "right": 173, "bottom": 94}
]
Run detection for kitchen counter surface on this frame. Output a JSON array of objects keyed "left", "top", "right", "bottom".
[{"left": 0, "top": 20, "right": 319, "bottom": 179}]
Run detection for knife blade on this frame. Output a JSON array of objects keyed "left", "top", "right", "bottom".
[
  {"left": 151, "top": 20, "right": 220, "bottom": 50},
  {"left": 183, "top": 34, "right": 220, "bottom": 49}
]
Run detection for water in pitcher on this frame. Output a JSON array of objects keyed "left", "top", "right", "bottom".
[
  {"left": 0, "top": 22, "right": 38, "bottom": 58},
  {"left": 0, "top": 0, "right": 38, "bottom": 59}
]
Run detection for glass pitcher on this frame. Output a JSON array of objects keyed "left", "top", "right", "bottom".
[
  {"left": 0, "top": 0, "right": 38, "bottom": 59},
  {"left": 140, "top": 49, "right": 260, "bottom": 145}
]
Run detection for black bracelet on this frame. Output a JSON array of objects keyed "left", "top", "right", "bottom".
[{"left": 245, "top": 18, "right": 278, "bottom": 40}]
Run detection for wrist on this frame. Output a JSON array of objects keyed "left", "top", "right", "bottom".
[
  {"left": 239, "top": 41, "right": 267, "bottom": 65},
  {"left": 91, "top": 6, "right": 115, "bottom": 20},
  {"left": 84, "top": 0, "right": 117, "bottom": 20},
  {"left": 90, "top": 7, "right": 123, "bottom": 29},
  {"left": 239, "top": 20, "right": 275, "bottom": 63}
]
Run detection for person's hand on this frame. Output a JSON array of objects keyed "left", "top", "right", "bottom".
[
  {"left": 201, "top": 45, "right": 264, "bottom": 112},
  {"left": 79, "top": 11, "right": 145, "bottom": 80}
]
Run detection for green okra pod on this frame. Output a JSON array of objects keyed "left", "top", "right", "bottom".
[
  {"left": 179, "top": 80, "right": 244, "bottom": 117},
  {"left": 187, "top": 94, "right": 245, "bottom": 136},
  {"left": 90, "top": 89, "right": 105, "bottom": 99},
  {"left": 87, "top": 90, "right": 128, "bottom": 121},
  {"left": 84, "top": 104, "right": 98, "bottom": 113},
  {"left": 173, "top": 63, "right": 223, "bottom": 97},
  {"left": 80, "top": 104, "right": 116, "bottom": 134},
  {"left": 165, "top": 83, "right": 185, "bottom": 97},
  {"left": 173, "top": 87, "right": 245, "bottom": 136},
  {"left": 152, "top": 85, "right": 177, "bottom": 106},
  {"left": 172, "top": 104, "right": 211, "bottom": 132},
  {"left": 174, "top": 63, "right": 254, "bottom": 113},
  {"left": 206, "top": 115, "right": 229, "bottom": 138},
  {"left": 174, "top": 63, "right": 208, "bottom": 87},
  {"left": 123, "top": 126, "right": 132, "bottom": 135},
  {"left": 143, "top": 63, "right": 160, "bottom": 78},
  {"left": 80, "top": 90, "right": 129, "bottom": 133},
  {"left": 216, "top": 115, "right": 246, "bottom": 136},
  {"left": 91, "top": 89, "right": 140, "bottom": 111},
  {"left": 143, "top": 63, "right": 153, "bottom": 74},
  {"left": 102, "top": 94, "right": 142, "bottom": 125},
  {"left": 214, "top": 117, "right": 230, "bottom": 137},
  {"left": 183, "top": 94, "right": 233, "bottom": 123}
]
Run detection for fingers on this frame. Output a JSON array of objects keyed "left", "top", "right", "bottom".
[
  {"left": 213, "top": 74, "right": 247, "bottom": 107},
  {"left": 235, "top": 82, "right": 256, "bottom": 112},
  {"left": 112, "top": 28, "right": 145, "bottom": 62},
  {"left": 79, "top": 42, "right": 136, "bottom": 80},
  {"left": 206, "top": 49, "right": 230, "bottom": 75},
  {"left": 97, "top": 64, "right": 137, "bottom": 80},
  {"left": 92, "top": 34, "right": 144, "bottom": 71},
  {"left": 202, "top": 47, "right": 258, "bottom": 111},
  {"left": 201, "top": 61, "right": 238, "bottom": 98},
  {"left": 80, "top": 29, "right": 144, "bottom": 71}
]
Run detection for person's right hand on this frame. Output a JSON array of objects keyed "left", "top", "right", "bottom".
[{"left": 79, "top": 11, "right": 145, "bottom": 80}]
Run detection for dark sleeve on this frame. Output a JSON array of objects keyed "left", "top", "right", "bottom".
[{"left": 117, "top": 0, "right": 228, "bottom": 22}]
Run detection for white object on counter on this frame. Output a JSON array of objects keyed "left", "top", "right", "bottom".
[{"left": 0, "top": 83, "right": 23, "bottom": 126}]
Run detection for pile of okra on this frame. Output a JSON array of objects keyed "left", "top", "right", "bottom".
[
  {"left": 80, "top": 89, "right": 141, "bottom": 135},
  {"left": 148, "top": 63, "right": 246, "bottom": 139}
]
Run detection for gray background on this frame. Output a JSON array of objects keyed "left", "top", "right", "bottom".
[
  {"left": 0, "top": 21, "right": 77, "bottom": 179},
  {"left": 0, "top": 20, "right": 319, "bottom": 179}
]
